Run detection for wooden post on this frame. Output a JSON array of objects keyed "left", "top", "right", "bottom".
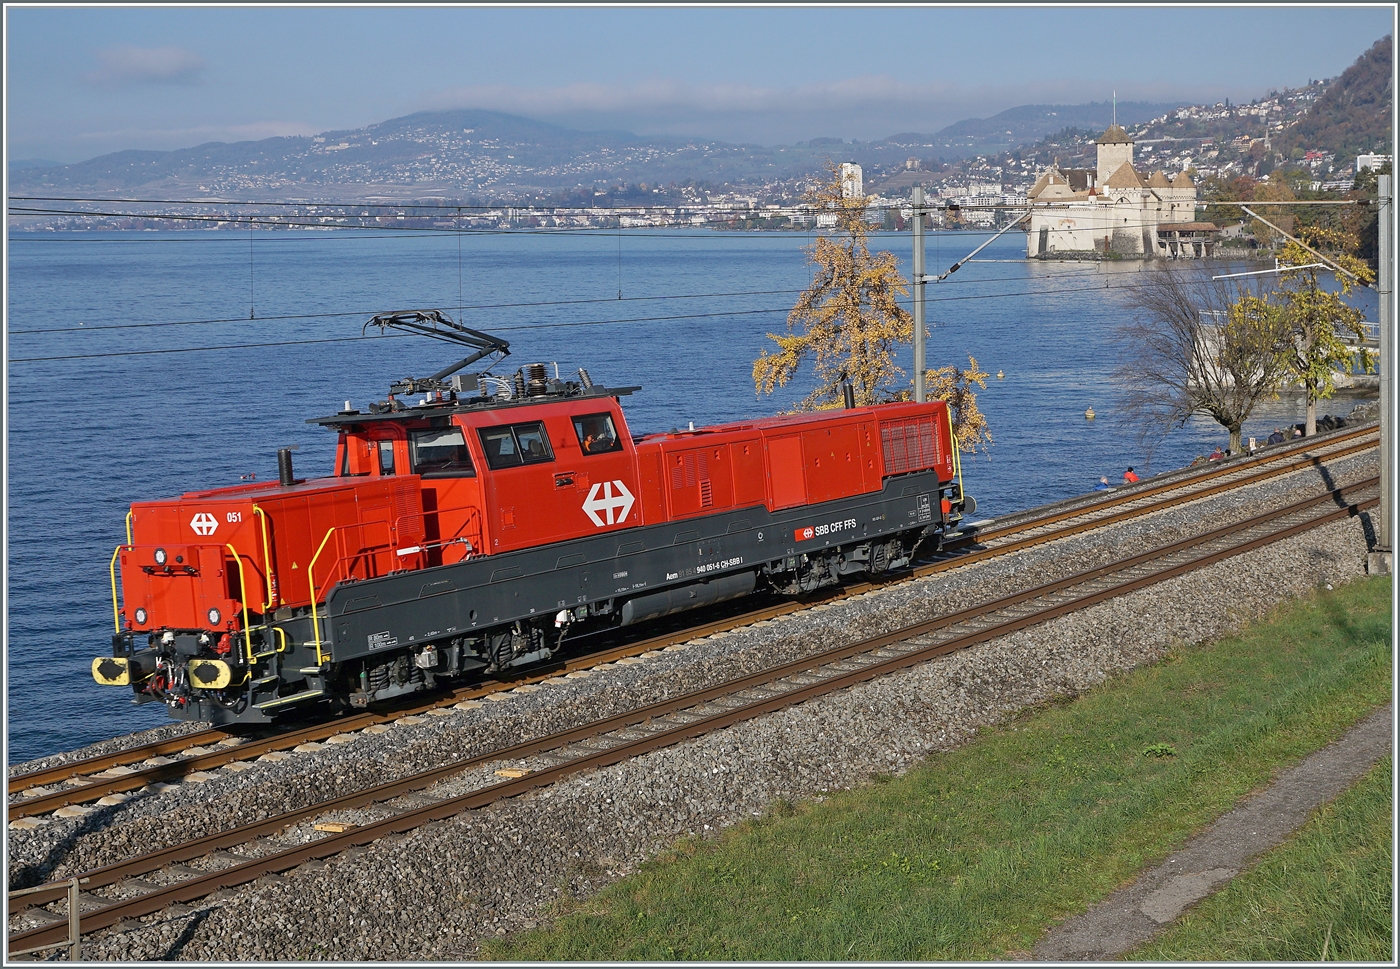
[{"left": 67, "top": 877, "right": 81, "bottom": 962}]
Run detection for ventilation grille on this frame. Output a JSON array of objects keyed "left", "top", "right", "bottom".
[
  {"left": 671, "top": 452, "right": 711, "bottom": 494},
  {"left": 393, "top": 480, "right": 416, "bottom": 519},
  {"left": 880, "top": 417, "right": 940, "bottom": 473}
]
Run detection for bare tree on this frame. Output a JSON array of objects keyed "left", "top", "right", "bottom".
[{"left": 1117, "top": 264, "right": 1293, "bottom": 454}]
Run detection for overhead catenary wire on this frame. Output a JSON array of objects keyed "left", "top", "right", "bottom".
[
  {"left": 11, "top": 275, "right": 1161, "bottom": 365},
  {"left": 13, "top": 199, "right": 1361, "bottom": 362},
  {"left": 9, "top": 265, "right": 1148, "bottom": 337}
]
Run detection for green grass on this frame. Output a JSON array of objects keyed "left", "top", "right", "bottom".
[
  {"left": 1130, "top": 757, "right": 1393, "bottom": 962},
  {"left": 485, "top": 577, "right": 1392, "bottom": 961}
]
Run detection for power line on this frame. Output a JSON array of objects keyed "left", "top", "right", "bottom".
[
  {"left": 9, "top": 265, "right": 1138, "bottom": 337},
  {"left": 10, "top": 276, "right": 1155, "bottom": 365},
  {"left": 8, "top": 288, "right": 813, "bottom": 335}
]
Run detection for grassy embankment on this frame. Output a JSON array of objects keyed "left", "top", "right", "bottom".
[
  {"left": 486, "top": 576, "right": 1392, "bottom": 961},
  {"left": 1130, "top": 756, "right": 1392, "bottom": 962}
]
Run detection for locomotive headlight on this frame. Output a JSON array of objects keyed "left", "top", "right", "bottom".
[
  {"left": 154, "top": 548, "right": 168, "bottom": 566},
  {"left": 207, "top": 607, "right": 222, "bottom": 626},
  {"left": 134, "top": 607, "right": 148, "bottom": 625}
]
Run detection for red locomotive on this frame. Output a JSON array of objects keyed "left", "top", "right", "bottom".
[{"left": 94, "top": 312, "right": 974, "bottom": 724}]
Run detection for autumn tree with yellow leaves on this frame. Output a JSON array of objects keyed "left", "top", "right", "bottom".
[
  {"left": 752, "top": 166, "right": 990, "bottom": 452},
  {"left": 1274, "top": 226, "right": 1375, "bottom": 436}
]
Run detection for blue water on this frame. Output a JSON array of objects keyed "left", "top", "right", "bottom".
[{"left": 5, "top": 227, "right": 1377, "bottom": 763}]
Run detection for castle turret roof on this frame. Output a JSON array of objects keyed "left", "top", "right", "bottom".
[
  {"left": 1096, "top": 124, "right": 1133, "bottom": 145},
  {"left": 1147, "top": 171, "right": 1173, "bottom": 188},
  {"left": 1105, "top": 161, "right": 1143, "bottom": 189},
  {"left": 1171, "top": 170, "right": 1195, "bottom": 188}
]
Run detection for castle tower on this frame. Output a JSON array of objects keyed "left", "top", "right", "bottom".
[{"left": 1095, "top": 124, "right": 1134, "bottom": 186}]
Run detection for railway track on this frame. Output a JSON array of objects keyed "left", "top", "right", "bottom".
[
  {"left": 7, "top": 471, "right": 1380, "bottom": 952},
  {"left": 7, "top": 425, "right": 1378, "bottom": 821}
]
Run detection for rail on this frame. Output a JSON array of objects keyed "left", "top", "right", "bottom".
[
  {"left": 13, "top": 429, "right": 1376, "bottom": 822},
  {"left": 7, "top": 481, "right": 1377, "bottom": 953},
  {"left": 7, "top": 879, "right": 80, "bottom": 960}
]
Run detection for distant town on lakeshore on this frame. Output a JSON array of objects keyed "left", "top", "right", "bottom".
[{"left": 8, "top": 36, "right": 1391, "bottom": 245}]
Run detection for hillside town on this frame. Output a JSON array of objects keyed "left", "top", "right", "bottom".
[{"left": 9, "top": 39, "right": 1390, "bottom": 242}]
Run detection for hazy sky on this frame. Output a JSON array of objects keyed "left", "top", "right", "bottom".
[{"left": 5, "top": 5, "right": 1394, "bottom": 163}]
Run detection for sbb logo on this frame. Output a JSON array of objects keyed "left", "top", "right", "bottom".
[{"left": 794, "top": 526, "right": 815, "bottom": 542}]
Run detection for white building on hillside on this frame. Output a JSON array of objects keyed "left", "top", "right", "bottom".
[
  {"left": 1026, "top": 125, "right": 1217, "bottom": 258},
  {"left": 840, "top": 162, "right": 863, "bottom": 199}
]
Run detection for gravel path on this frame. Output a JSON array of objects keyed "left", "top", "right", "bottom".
[
  {"left": 5, "top": 447, "right": 1381, "bottom": 960},
  {"left": 1030, "top": 703, "right": 1393, "bottom": 960}
]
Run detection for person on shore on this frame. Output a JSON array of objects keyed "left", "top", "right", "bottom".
[
  {"left": 1095, "top": 475, "right": 1112, "bottom": 491},
  {"left": 1122, "top": 466, "right": 1139, "bottom": 483},
  {"left": 1267, "top": 428, "right": 1285, "bottom": 446},
  {"left": 1208, "top": 446, "right": 1226, "bottom": 461}
]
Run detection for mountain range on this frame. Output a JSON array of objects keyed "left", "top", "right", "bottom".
[{"left": 9, "top": 100, "right": 1185, "bottom": 203}]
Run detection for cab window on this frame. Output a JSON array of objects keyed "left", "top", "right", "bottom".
[
  {"left": 573, "top": 412, "right": 622, "bottom": 455},
  {"left": 410, "top": 427, "right": 475, "bottom": 477},
  {"left": 479, "top": 421, "right": 554, "bottom": 470},
  {"left": 377, "top": 440, "right": 397, "bottom": 476}
]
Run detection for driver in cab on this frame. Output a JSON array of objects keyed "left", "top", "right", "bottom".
[{"left": 581, "top": 417, "right": 616, "bottom": 454}]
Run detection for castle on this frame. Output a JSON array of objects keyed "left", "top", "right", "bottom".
[{"left": 1026, "top": 125, "right": 1218, "bottom": 258}]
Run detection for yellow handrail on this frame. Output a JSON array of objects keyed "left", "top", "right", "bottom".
[
  {"left": 307, "top": 527, "right": 337, "bottom": 667},
  {"left": 272, "top": 625, "right": 289, "bottom": 653},
  {"left": 945, "top": 403, "right": 965, "bottom": 504},
  {"left": 124, "top": 511, "right": 133, "bottom": 546},
  {"left": 224, "top": 544, "right": 256, "bottom": 664},
  {"left": 252, "top": 505, "right": 276, "bottom": 611},
  {"left": 109, "top": 547, "right": 124, "bottom": 634}
]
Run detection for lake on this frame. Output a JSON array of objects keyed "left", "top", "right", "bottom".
[{"left": 5, "top": 226, "right": 1377, "bottom": 762}]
